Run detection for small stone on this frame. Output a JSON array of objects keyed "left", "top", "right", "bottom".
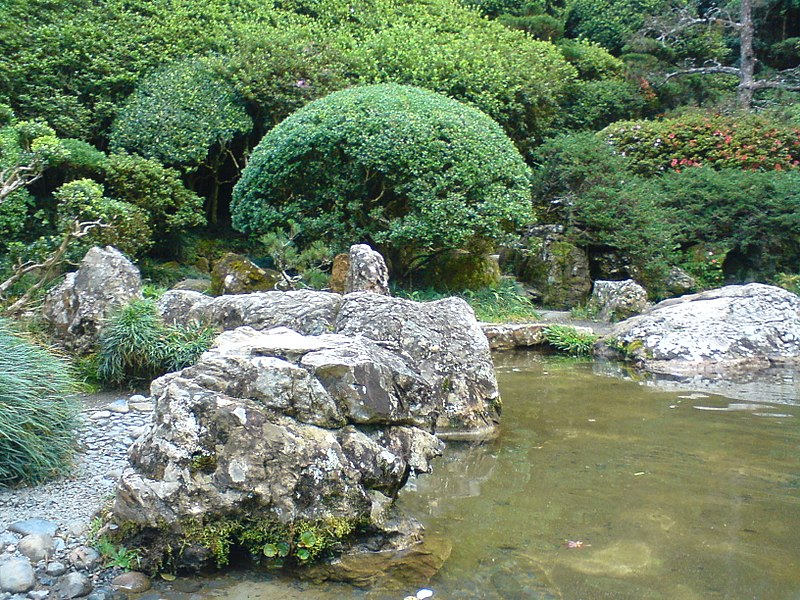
[
  {"left": 65, "top": 522, "right": 87, "bottom": 539},
  {"left": 110, "top": 572, "right": 150, "bottom": 594},
  {"left": 0, "top": 557, "right": 35, "bottom": 594},
  {"left": 68, "top": 546, "right": 101, "bottom": 571},
  {"left": 89, "top": 411, "right": 111, "bottom": 420},
  {"left": 0, "top": 533, "right": 18, "bottom": 553},
  {"left": 127, "top": 426, "right": 145, "bottom": 439},
  {"left": 55, "top": 572, "right": 93, "bottom": 599},
  {"left": 17, "top": 535, "right": 53, "bottom": 563},
  {"left": 127, "top": 394, "right": 148, "bottom": 403},
  {"left": 27, "top": 590, "right": 49, "bottom": 600},
  {"left": 45, "top": 562, "right": 67, "bottom": 577},
  {"left": 8, "top": 520, "right": 58, "bottom": 538},
  {"left": 105, "top": 400, "right": 129, "bottom": 414},
  {"left": 128, "top": 402, "right": 154, "bottom": 413}
]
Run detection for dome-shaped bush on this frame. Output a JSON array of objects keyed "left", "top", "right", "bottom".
[{"left": 231, "top": 84, "right": 532, "bottom": 271}]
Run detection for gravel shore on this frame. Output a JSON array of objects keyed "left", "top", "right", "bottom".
[{"left": 0, "top": 394, "right": 155, "bottom": 599}]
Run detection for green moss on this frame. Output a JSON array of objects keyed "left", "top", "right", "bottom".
[
  {"left": 189, "top": 452, "right": 218, "bottom": 475},
  {"left": 178, "top": 514, "right": 362, "bottom": 568}
]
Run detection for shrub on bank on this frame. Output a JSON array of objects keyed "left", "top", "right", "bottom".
[
  {"left": 98, "top": 299, "right": 216, "bottom": 386},
  {"left": 0, "top": 320, "right": 79, "bottom": 486},
  {"left": 602, "top": 112, "right": 800, "bottom": 175}
]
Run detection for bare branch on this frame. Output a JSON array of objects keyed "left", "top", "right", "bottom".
[
  {"left": 662, "top": 65, "right": 741, "bottom": 85},
  {"left": 1, "top": 219, "right": 110, "bottom": 314}
]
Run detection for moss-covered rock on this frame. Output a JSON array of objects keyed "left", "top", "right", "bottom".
[
  {"left": 418, "top": 250, "right": 501, "bottom": 292},
  {"left": 210, "top": 252, "right": 280, "bottom": 296}
]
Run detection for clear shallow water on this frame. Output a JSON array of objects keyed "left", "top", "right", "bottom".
[{"left": 162, "top": 352, "right": 800, "bottom": 599}]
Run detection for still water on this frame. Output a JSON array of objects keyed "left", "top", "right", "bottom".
[{"left": 168, "top": 352, "right": 800, "bottom": 599}]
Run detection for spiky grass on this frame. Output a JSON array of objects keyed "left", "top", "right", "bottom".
[
  {"left": 0, "top": 319, "right": 79, "bottom": 486},
  {"left": 542, "top": 325, "right": 598, "bottom": 356},
  {"left": 98, "top": 299, "right": 216, "bottom": 386}
]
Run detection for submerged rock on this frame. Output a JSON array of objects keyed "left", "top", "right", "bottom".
[
  {"left": 42, "top": 246, "right": 142, "bottom": 353},
  {"left": 600, "top": 283, "right": 800, "bottom": 375}
]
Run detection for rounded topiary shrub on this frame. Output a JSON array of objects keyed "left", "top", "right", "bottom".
[
  {"left": 231, "top": 84, "right": 532, "bottom": 272},
  {"left": 0, "top": 320, "right": 78, "bottom": 486}
]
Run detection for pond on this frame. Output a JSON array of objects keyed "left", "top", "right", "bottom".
[{"left": 159, "top": 351, "right": 800, "bottom": 599}]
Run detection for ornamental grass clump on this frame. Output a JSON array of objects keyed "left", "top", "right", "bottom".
[
  {"left": 542, "top": 324, "right": 598, "bottom": 356},
  {"left": 0, "top": 319, "right": 79, "bottom": 486},
  {"left": 98, "top": 299, "right": 216, "bottom": 386}
]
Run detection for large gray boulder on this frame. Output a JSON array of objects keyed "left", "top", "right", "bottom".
[
  {"left": 42, "top": 246, "right": 142, "bottom": 353},
  {"left": 158, "top": 289, "right": 341, "bottom": 336},
  {"left": 601, "top": 283, "right": 800, "bottom": 375},
  {"left": 336, "top": 293, "right": 500, "bottom": 437},
  {"left": 156, "top": 289, "right": 500, "bottom": 437},
  {"left": 588, "top": 279, "right": 649, "bottom": 322},
  {"left": 111, "top": 326, "right": 445, "bottom": 571}
]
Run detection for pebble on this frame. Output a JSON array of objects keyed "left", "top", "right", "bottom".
[
  {"left": 0, "top": 557, "right": 35, "bottom": 593},
  {"left": 110, "top": 571, "right": 151, "bottom": 593},
  {"left": 0, "top": 394, "right": 155, "bottom": 600},
  {"left": 45, "top": 562, "right": 66, "bottom": 577},
  {"left": 0, "top": 534, "right": 17, "bottom": 552},
  {"left": 68, "top": 547, "right": 101, "bottom": 571},
  {"left": 55, "top": 572, "right": 92, "bottom": 599},
  {"left": 105, "top": 400, "right": 129, "bottom": 414},
  {"left": 7, "top": 521, "right": 57, "bottom": 539},
  {"left": 16, "top": 535, "right": 52, "bottom": 563}
]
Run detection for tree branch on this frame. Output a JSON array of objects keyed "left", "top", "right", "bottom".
[
  {"left": 662, "top": 65, "right": 741, "bottom": 84},
  {"left": 1, "top": 219, "right": 109, "bottom": 315}
]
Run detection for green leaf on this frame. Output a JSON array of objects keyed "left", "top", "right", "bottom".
[{"left": 299, "top": 530, "right": 317, "bottom": 547}]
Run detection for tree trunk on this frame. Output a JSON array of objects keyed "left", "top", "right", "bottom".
[{"left": 738, "top": 0, "right": 756, "bottom": 109}]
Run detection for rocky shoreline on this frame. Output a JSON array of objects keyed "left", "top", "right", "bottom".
[{"left": 0, "top": 394, "right": 155, "bottom": 599}]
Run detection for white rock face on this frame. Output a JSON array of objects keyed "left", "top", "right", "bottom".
[
  {"left": 345, "top": 244, "right": 389, "bottom": 295},
  {"left": 589, "top": 279, "right": 649, "bottom": 322},
  {"left": 605, "top": 283, "right": 800, "bottom": 375}
]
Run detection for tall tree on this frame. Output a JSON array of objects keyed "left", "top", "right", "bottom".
[{"left": 642, "top": 0, "right": 800, "bottom": 108}]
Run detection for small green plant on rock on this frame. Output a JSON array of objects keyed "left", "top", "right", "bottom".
[
  {"left": 605, "top": 337, "right": 645, "bottom": 360},
  {"left": 94, "top": 537, "right": 142, "bottom": 570},
  {"left": 542, "top": 324, "right": 598, "bottom": 356},
  {"left": 177, "top": 515, "right": 360, "bottom": 568}
]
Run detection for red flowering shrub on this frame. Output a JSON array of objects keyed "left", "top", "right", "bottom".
[{"left": 600, "top": 112, "right": 800, "bottom": 175}]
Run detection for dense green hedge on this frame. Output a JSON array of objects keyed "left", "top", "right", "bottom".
[{"left": 232, "top": 84, "right": 533, "bottom": 272}]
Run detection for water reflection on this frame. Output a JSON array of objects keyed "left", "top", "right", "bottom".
[
  {"left": 592, "top": 356, "right": 800, "bottom": 406},
  {"left": 170, "top": 351, "right": 800, "bottom": 599}
]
